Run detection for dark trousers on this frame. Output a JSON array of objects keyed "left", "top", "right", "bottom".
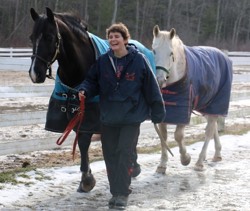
[{"left": 101, "top": 123, "right": 140, "bottom": 196}]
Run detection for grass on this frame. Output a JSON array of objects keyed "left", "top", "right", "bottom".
[
  {"left": 0, "top": 166, "right": 35, "bottom": 185},
  {"left": 0, "top": 167, "right": 53, "bottom": 186}
]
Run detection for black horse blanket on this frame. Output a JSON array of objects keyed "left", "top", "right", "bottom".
[
  {"left": 45, "top": 75, "right": 101, "bottom": 133},
  {"left": 161, "top": 46, "right": 233, "bottom": 125}
]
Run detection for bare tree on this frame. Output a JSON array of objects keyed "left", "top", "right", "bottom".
[
  {"left": 196, "top": 0, "right": 206, "bottom": 43},
  {"left": 167, "top": 0, "right": 172, "bottom": 29},
  {"left": 214, "top": 0, "right": 221, "bottom": 42},
  {"left": 232, "top": 0, "right": 247, "bottom": 47},
  {"left": 55, "top": 0, "right": 59, "bottom": 11},
  {"left": 111, "top": 0, "right": 118, "bottom": 24},
  {"left": 135, "top": 0, "right": 139, "bottom": 39},
  {"left": 85, "top": 0, "right": 89, "bottom": 22},
  {"left": 14, "top": 0, "right": 19, "bottom": 28}
]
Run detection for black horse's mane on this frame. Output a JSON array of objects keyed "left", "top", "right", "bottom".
[{"left": 53, "top": 12, "right": 89, "bottom": 40}]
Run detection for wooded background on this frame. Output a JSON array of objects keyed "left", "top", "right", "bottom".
[{"left": 0, "top": 0, "right": 250, "bottom": 50}]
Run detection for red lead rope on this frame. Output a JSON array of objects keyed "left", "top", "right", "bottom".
[{"left": 56, "top": 94, "right": 85, "bottom": 160}]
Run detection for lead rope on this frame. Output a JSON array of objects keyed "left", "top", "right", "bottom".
[
  {"left": 56, "top": 94, "right": 85, "bottom": 160},
  {"left": 154, "top": 124, "right": 174, "bottom": 157}
]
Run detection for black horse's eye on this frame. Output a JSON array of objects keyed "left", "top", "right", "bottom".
[{"left": 43, "top": 34, "right": 54, "bottom": 41}]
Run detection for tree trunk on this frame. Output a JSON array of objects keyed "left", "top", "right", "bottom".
[
  {"left": 214, "top": 0, "right": 221, "bottom": 41},
  {"left": 135, "top": 0, "right": 139, "bottom": 39},
  {"left": 196, "top": 0, "right": 206, "bottom": 43},
  {"left": 111, "top": 0, "right": 118, "bottom": 24},
  {"left": 84, "top": 0, "right": 89, "bottom": 22},
  {"left": 55, "top": 0, "right": 59, "bottom": 11},
  {"left": 167, "top": 0, "right": 172, "bottom": 29},
  {"left": 14, "top": 0, "right": 19, "bottom": 28},
  {"left": 139, "top": 1, "right": 148, "bottom": 41}
]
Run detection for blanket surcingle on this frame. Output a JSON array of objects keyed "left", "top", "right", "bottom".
[{"left": 162, "top": 46, "right": 233, "bottom": 125}]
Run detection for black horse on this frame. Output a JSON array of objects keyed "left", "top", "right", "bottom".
[{"left": 29, "top": 7, "right": 140, "bottom": 193}]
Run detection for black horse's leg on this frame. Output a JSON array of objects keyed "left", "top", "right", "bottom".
[
  {"left": 78, "top": 132, "right": 91, "bottom": 172},
  {"left": 77, "top": 132, "right": 96, "bottom": 192},
  {"left": 131, "top": 128, "right": 141, "bottom": 177}
]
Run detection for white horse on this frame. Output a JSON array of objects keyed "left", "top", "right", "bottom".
[{"left": 152, "top": 25, "right": 233, "bottom": 172}]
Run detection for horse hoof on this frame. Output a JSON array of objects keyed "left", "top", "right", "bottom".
[
  {"left": 156, "top": 166, "right": 166, "bottom": 174},
  {"left": 212, "top": 156, "right": 222, "bottom": 162},
  {"left": 132, "top": 164, "right": 141, "bottom": 178},
  {"left": 181, "top": 154, "right": 191, "bottom": 166},
  {"left": 77, "top": 172, "right": 96, "bottom": 193},
  {"left": 194, "top": 164, "right": 205, "bottom": 171}
]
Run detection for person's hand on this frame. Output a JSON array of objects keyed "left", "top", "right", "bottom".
[{"left": 78, "top": 90, "right": 86, "bottom": 101}]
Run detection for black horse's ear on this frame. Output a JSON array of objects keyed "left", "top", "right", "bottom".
[
  {"left": 153, "top": 25, "right": 160, "bottom": 37},
  {"left": 30, "top": 8, "right": 39, "bottom": 21},
  {"left": 46, "top": 7, "right": 55, "bottom": 22}
]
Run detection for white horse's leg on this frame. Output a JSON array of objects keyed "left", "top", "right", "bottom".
[
  {"left": 156, "top": 123, "right": 168, "bottom": 174},
  {"left": 195, "top": 116, "right": 218, "bottom": 171},
  {"left": 175, "top": 124, "right": 191, "bottom": 166},
  {"left": 217, "top": 116, "right": 225, "bottom": 132},
  {"left": 212, "top": 122, "right": 222, "bottom": 162}
]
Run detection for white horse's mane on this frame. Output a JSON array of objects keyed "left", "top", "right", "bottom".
[{"left": 172, "top": 34, "right": 184, "bottom": 52}]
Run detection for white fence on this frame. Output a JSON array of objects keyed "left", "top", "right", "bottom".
[
  {"left": 0, "top": 48, "right": 58, "bottom": 71},
  {"left": 228, "top": 51, "right": 250, "bottom": 66},
  {"left": 0, "top": 48, "right": 249, "bottom": 71}
]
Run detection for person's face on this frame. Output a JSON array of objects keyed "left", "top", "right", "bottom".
[{"left": 108, "top": 32, "right": 127, "bottom": 52}]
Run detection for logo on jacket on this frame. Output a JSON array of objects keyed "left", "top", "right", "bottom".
[{"left": 125, "top": 73, "right": 135, "bottom": 81}]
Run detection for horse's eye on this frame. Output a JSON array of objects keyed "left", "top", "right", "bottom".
[
  {"left": 153, "top": 50, "right": 156, "bottom": 55},
  {"left": 170, "top": 52, "right": 174, "bottom": 61},
  {"left": 43, "top": 34, "right": 54, "bottom": 41}
]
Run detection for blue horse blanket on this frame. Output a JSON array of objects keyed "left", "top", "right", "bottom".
[{"left": 161, "top": 46, "right": 233, "bottom": 125}]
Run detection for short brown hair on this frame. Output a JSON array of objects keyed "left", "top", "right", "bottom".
[{"left": 106, "top": 22, "right": 131, "bottom": 41}]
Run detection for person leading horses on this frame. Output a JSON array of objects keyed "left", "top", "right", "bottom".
[{"left": 78, "top": 22, "right": 165, "bottom": 210}]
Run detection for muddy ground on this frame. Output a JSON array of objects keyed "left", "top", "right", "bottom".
[{"left": 0, "top": 70, "right": 250, "bottom": 210}]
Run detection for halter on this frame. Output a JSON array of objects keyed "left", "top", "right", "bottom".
[
  {"left": 31, "top": 21, "right": 61, "bottom": 79},
  {"left": 155, "top": 52, "right": 175, "bottom": 79},
  {"left": 156, "top": 66, "right": 170, "bottom": 74}
]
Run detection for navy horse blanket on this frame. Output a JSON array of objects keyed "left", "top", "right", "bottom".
[
  {"left": 45, "top": 34, "right": 156, "bottom": 133},
  {"left": 161, "top": 46, "right": 233, "bottom": 125}
]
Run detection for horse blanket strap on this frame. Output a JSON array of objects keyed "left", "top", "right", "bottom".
[
  {"left": 56, "top": 95, "right": 85, "bottom": 160},
  {"left": 162, "top": 46, "right": 232, "bottom": 125}
]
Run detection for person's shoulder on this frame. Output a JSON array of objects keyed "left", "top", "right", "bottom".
[
  {"left": 97, "top": 51, "right": 110, "bottom": 61},
  {"left": 127, "top": 45, "right": 139, "bottom": 54}
]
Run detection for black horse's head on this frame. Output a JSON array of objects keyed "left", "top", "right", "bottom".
[{"left": 29, "top": 7, "right": 61, "bottom": 83}]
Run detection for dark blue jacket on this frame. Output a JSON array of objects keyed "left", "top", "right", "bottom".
[{"left": 78, "top": 45, "right": 165, "bottom": 125}]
